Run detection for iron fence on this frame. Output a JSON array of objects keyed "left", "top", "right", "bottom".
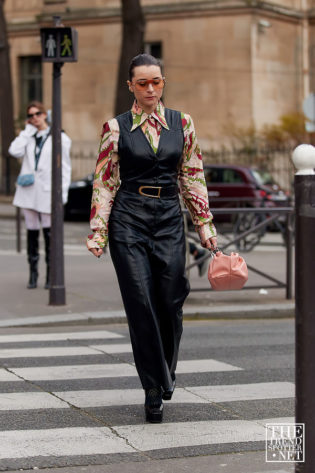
[
  {"left": 185, "top": 206, "right": 294, "bottom": 300},
  {"left": 69, "top": 146, "right": 296, "bottom": 190}
]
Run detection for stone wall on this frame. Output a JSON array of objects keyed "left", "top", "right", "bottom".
[{"left": 3, "top": 0, "right": 308, "bottom": 170}]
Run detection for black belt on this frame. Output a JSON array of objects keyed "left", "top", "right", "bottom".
[{"left": 120, "top": 182, "right": 178, "bottom": 199}]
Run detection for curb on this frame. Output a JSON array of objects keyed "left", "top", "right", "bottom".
[
  {"left": 0, "top": 303, "right": 295, "bottom": 328},
  {"left": 0, "top": 213, "right": 15, "bottom": 220},
  {"left": 185, "top": 307, "right": 294, "bottom": 321},
  {"left": 184, "top": 303, "right": 295, "bottom": 320}
]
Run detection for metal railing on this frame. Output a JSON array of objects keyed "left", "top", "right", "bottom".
[{"left": 185, "top": 206, "right": 294, "bottom": 299}]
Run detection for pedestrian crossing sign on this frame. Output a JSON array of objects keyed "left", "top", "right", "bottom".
[{"left": 40, "top": 27, "right": 78, "bottom": 62}]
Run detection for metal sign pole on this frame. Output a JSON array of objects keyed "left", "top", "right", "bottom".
[
  {"left": 49, "top": 59, "right": 65, "bottom": 305},
  {"left": 40, "top": 16, "right": 78, "bottom": 306}
]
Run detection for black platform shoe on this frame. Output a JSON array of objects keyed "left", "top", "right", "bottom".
[
  {"left": 162, "top": 378, "right": 176, "bottom": 401},
  {"left": 145, "top": 387, "right": 163, "bottom": 423}
]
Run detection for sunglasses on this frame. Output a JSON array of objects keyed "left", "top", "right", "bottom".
[
  {"left": 27, "top": 111, "right": 43, "bottom": 119},
  {"left": 132, "top": 78, "right": 165, "bottom": 91}
]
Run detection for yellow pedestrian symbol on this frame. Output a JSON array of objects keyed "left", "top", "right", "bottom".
[{"left": 61, "top": 34, "right": 72, "bottom": 57}]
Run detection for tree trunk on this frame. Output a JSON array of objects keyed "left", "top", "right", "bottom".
[
  {"left": 114, "top": 0, "right": 145, "bottom": 116},
  {"left": 0, "top": 0, "right": 16, "bottom": 194}
]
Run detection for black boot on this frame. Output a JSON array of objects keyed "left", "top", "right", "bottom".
[
  {"left": 27, "top": 230, "right": 39, "bottom": 289},
  {"left": 162, "top": 376, "right": 176, "bottom": 401},
  {"left": 145, "top": 387, "right": 163, "bottom": 423},
  {"left": 43, "top": 227, "right": 50, "bottom": 289}
]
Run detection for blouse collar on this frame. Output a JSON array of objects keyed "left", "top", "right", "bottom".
[{"left": 130, "top": 101, "right": 169, "bottom": 131}]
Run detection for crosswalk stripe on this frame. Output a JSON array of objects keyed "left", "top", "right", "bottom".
[
  {"left": 90, "top": 343, "right": 132, "bottom": 354},
  {"left": 0, "top": 330, "right": 124, "bottom": 343},
  {"left": 175, "top": 359, "right": 242, "bottom": 373},
  {"left": 114, "top": 417, "right": 293, "bottom": 451},
  {"left": 0, "top": 392, "right": 69, "bottom": 410},
  {"left": 187, "top": 382, "right": 295, "bottom": 402},
  {"left": 0, "top": 381, "right": 294, "bottom": 410},
  {"left": 8, "top": 363, "right": 137, "bottom": 381},
  {"left": 0, "top": 346, "right": 113, "bottom": 358},
  {"left": 0, "top": 369, "right": 21, "bottom": 382},
  {"left": 0, "top": 426, "right": 134, "bottom": 459},
  {"left": 7, "top": 359, "right": 242, "bottom": 382},
  {"left": 0, "top": 417, "right": 293, "bottom": 459},
  {"left": 0, "top": 343, "right": 133, "bottom": 359}
]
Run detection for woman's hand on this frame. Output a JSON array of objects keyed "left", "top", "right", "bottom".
[
  {"left": 89, "top": 248, "right": 103, "bottom": 258},
  {"left": 197, "top": 225, "right": 218, "bottom": 251},
  {"left": 23, "top": 123, "right": 38, "bottom": 136},
  {"left": 201, "top": 236, "right": 218, "bottom": 250}
]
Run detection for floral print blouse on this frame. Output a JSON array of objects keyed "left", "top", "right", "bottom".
[{"left": 87, "top": 101, "right": 216, "bottom": 249}]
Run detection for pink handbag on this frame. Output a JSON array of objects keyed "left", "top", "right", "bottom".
[{"left": 208, "top": 251, "right": 248, "bottom": 291}]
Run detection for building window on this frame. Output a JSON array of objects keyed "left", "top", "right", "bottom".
[
  {"left": 144, "top": 42, "right": 163, "bottom": 63},
  {"left": 19, "top": 56, "right": 42, "bottom": 115}
]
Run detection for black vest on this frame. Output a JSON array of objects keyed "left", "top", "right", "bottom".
[{"left": 116, "top": 108, "right": 184, "bottom": 187}]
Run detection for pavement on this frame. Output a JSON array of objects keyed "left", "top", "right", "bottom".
[
  {"left": 0, "top": 196, "right": 295, "bottom": 328},
  {"left": 5, "top": 451, "right": 295, "bottom": 473}
]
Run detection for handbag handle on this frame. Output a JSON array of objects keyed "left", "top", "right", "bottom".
[{"left": 208, "top": 247, "right": 220, "bottom": 255}]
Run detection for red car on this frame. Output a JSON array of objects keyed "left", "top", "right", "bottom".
[{"left": 204, "top": 164, "right": 289, "bottom": 214}]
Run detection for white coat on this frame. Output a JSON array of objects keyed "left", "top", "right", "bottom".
[{"left": 9, "top": 124, "right": 72, "bottom": 214}]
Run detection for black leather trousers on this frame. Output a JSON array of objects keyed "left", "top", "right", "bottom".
[{"left": 108, "top": 188, "right": 190, "bottom": 391}]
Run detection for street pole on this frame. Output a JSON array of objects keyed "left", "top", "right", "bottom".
[
  {"left": 49, "top": 15, "right": 65, "bottom": 305},
  {"left": 49, "top": 59, "right": 65, "bottom": 305},
  {"left": 40, "top": 16, "right": 78, "bottom": 306},
  {"left": 292, "top": 144, "right": 315, "bottom": 472}
]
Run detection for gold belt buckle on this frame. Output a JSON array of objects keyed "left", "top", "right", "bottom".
[{"left": 138, "top": 186, "right": 162, "bottom": 198}]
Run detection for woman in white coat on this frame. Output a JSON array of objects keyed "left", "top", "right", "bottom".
[{"left": 9, "top": 101, "right": 71, "bottom": 289}]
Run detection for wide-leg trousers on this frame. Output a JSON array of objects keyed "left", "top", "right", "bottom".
[{"left": 108, "top": 189, "right": 190, "bottom": 391}]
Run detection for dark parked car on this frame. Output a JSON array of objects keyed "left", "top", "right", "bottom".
[
  {"left": 64, "top": 165, "right": 289, "bottom": 221},
  {"left": 203, "top": 164, "right": 290, "bottom": 227},
  {"left": 64, "top": 173, "right": 94, "bottom": 220},
  {"left": 204, "top": 164, "right": 288, "bottom": 207}
]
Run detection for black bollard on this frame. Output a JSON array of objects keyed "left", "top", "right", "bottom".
[{"left": 293, "top": 145, "right": 315, "bottom": 472}]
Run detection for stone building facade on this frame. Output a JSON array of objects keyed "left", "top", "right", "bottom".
[{"left": 4, "top": 0, "right": 313, "bottom": 168}]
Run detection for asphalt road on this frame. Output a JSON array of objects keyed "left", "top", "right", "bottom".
[{"left": 0, "top": 319, "right": 295, "bottom": 472}]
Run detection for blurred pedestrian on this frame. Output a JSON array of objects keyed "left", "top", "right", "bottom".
[
  {"left": 189, "top": 241, "right": 209, "bottom": 277},
  {"left": 9, "top": 101, "right": 71, "bottom": 289},
  {"left": 87, "top": 54, "right": 217, "bottom": 423}
]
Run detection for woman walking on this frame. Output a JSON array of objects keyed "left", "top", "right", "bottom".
[
  {"left": 87, "top": 54, "right": 217, "bottom": 423},
  {"left": 9, "top": 101, "right": 71, "bottom": 289}
]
